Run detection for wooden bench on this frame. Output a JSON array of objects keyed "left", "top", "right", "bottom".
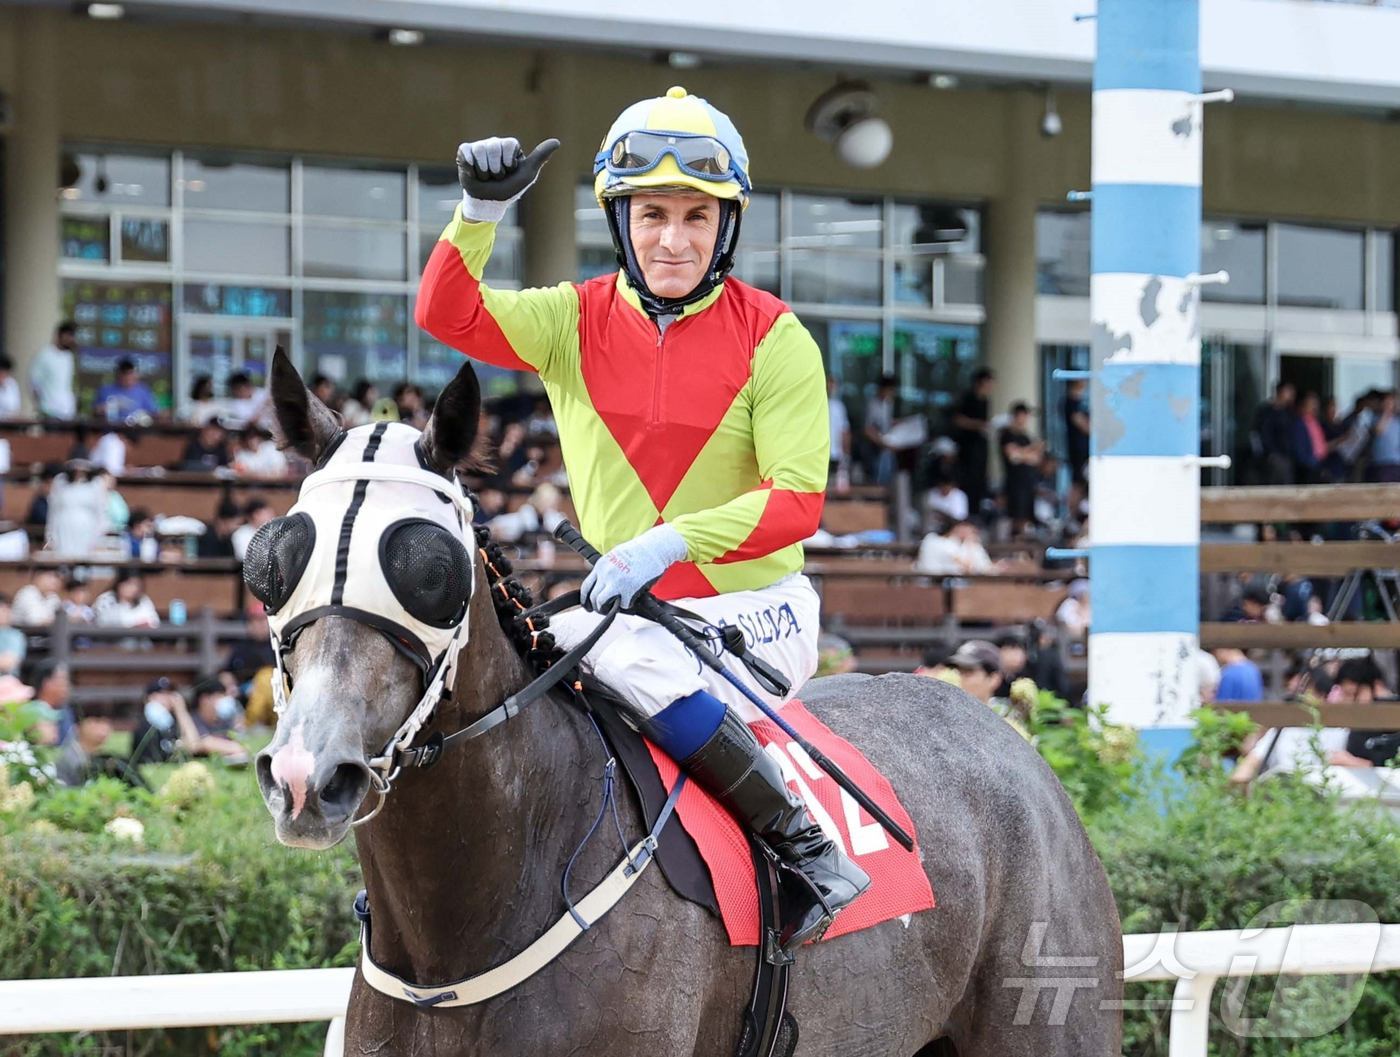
[{"left": 0, "top": 559, "right": 244, "bottom": 616}]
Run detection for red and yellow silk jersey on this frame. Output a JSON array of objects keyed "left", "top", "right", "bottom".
[{"left": 416, "top": 208, "right": 829, "bottom": 600}]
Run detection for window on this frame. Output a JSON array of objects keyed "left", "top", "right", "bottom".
[
  {"left": 303, "top": 223, "right": 407, "bottom": 281},
  {"left": 62, "top": 151, "right": 170, "bottom": 207},
  {"left": 302, "top": 291, "right": 408, "bottom": 387},
  {"left": 1201, "top": 220, "right": 1265, "bottom": 304},
  {"left": 1376, "top": 231, "right": 1395, "bottom": 313},
  {"left": 574, "top": 185, "right": 985, "bottom": 404},
  {"left": 182, "top": 155, "right": 289, "bottom": 213},
  {"left": 59, "top": 145, "right": 527, "bottom": 409},
  {"left": 1035, "top": 211, "right": 1090, "bottom": 296},
  {"left": 1277, "top": 224, "right": 1364, "bottom": 310},
  {"left": 183, "top": 218, "right": 291, "bottom": 277},
  {"left": 303, "top": 164, "right": 406, "bottom": 221},
  {"left": 62, "top": 278, "right": 174, "bottom": 414}
]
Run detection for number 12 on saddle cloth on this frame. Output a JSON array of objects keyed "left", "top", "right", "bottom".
[{"left": 645, "top": 699, "right": 935, "bottom": 946}]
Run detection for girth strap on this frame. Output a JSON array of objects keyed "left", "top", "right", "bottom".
[{"left": 355, "top": 774, "right": 686, "bottom": 1008}]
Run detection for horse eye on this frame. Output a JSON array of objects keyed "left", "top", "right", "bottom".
[
  {"left": 243, "top": 513, "right": 315, "bottom": 614},
  {"left": 380, "top": 520, "right": 472, "bottom": 627}
]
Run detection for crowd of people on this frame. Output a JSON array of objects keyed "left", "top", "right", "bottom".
[{"left": 1248, "top": 381, "right": 1400, "bottom": 486}]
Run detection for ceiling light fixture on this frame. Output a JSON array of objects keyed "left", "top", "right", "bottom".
[
  {"left": 87, "top": 3, "right": 126, "bottom": 19},
  {"left": 929, "top": 73, "right": 959, "bottom": 91},
  {"left": 387, "top": 27, "right": 425, "bottom": 46}
]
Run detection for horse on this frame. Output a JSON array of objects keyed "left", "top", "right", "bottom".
[{"left": 253, "top": 351, "right": 1123, "bottom": 1057}]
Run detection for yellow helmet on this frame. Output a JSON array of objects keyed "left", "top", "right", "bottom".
[{"left": 593, "top": 86, "right": 751, "bottom": 207}]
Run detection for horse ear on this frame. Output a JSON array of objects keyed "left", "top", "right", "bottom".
[
  {"left": 268, "top": 346, "right": 340, "bottom": 462},
  {"left": 420, "top": 359, "right": 482, "bottom": 476}
]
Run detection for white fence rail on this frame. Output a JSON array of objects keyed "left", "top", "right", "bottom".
[{"left": 0, "top": 925, "right": 1396, "bottom": 1057}]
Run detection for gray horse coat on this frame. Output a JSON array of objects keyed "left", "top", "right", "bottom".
[{"left": 254, "top": 352, "right": 1123, "bottom": 1057}]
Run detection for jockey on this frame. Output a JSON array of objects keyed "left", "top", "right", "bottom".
[{"left": 416, "top": 86, "right": 869, "bottom": 947}]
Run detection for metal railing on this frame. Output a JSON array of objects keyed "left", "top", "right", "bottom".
[{"left": 0, "top": 924, "right": 1396, "bottom": 1056}]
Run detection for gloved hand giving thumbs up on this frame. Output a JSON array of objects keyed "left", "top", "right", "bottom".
[{"left": 456, "top": 136, "right": 560, "bottom": 223}]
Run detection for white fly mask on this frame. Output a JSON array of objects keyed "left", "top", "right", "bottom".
[{"left": 243, "top": 422, "right": 477, "bottom": 770}]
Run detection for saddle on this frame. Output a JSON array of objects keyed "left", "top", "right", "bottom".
[{"left": 582, "top": 679, "right": 799, "bottom": 1057}]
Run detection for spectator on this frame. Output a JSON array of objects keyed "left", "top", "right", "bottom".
[
  {"left": 62, "top": 578, "right": 95, "bottom": 624},
  {"left": 1370, "top": 390, "right": 1400, "bottom": 482},
  {"left": 1231, "top": 711, "right": 1370, "bottom": 784},
  {"left": 1213, "top": 647, "right": 1264, "bottom": 703},
  {"left": 224, "top": 372, "right": 268, "bottom": 428},
  {"left": 1195, "top": 649, "right": 1222, "bottom": 705},
  {"left": 0, "top": 593, "right": 26, "bottom": 674},
  {"left": 394, "top": 382, "right": 428, "bottom": 428},
  {"left": 12, "top": 569, "right": 63, "bottom": 626},
  {"left": 94, "top": 572, "right": 160, "bottom": 630},
  {"left": 93, "top": 358, "right": 159, "bottom": 422},
  {"left": 923, "top": 472, "right": 969, "bottom": 531},
  {"left": 915, "top": 520, "right": 995, "bottom": 576},
  {"left": 310, "top": 374, "right": 337, "bottom": 410},
  {"left": 947, "top": 640, "right": 1002, "bottom": 704},
  {"left": 525, "top": 396, "right": 558, "bottom": 439},
  {"left": 102, "top": 470, "right": 129, "bottom": 538},
  {"left": 815, "top": 631, "right": 857, "bottom": 678},
  {"left": 124, "top": 507, "right": 159, "bottom": 561},
  {"left": 1249, "top": 380, "right": 1296, "bottom": 485},
  {"left": 131, "top": 677, "right": 182, "bottom": 765},
  {"left": 951, "top": 368, "right": 995, "bottom": 519},
  {"left": 999, "top": 401, "right": 1044, "bottom": 538},
  {"left": 0, "top": 355, "right": 22, "bottom": 419},
  {"left": 45, "top": 460, "right": 109, "bottom": 557},
  {"left": 340, "top": 379, "right": 378, "bottom": 427},
  {"left": 913, "top": 645, "right": 954, "bottom": 681},
  {"left": 1334, "top": 389, "right": 1381, "bottom": 480},
  {"left": 223, "top": 603, "right": 275, "bottom": 704},
  {"left": 1063, "top": 377, "right": 1090, "bottom": 486},
  {"left": 1338, "top": 656, "right": 1399, "bottom": 768},
  {"left": 995, "top": 632, "right": 1030, "bottom": 698},
  {"left": 1292, "top": 391, "right": 1327, "bottom": 483},
  {"left": 27, "top": 659, "right": 69, "bottom": 746},
  {"left": 827, "top": 376, "right": 851, "bottom": 487},
  {"left": 231, "top": 498, "right": 274, "bottom": 561},
  {"left": 1056, "top": 579, "right": 1091, "bottom": 638},
  {"left": 24, "top": 479, "right": 49, "bottom": 536},
  {"left": 91, "top": 430, "right": 128, "bottom": 476},
  {"left": 185, "top": 375, "right": 221, "bottom": 425},
  {"left": 180, "top": 419, "right": 231, "bottom": 471},
  {"left": 1027, "top": 621, "right": 1070, "bottom": 701},
  {"left": 55, "top": 704, "right": 114, "bottom": 787},
  {"left": 197, "top": 500, "right": 243, "bottom": 560},
  {"left": 861, "top": 374, "right": 897, "bottom": 485},
  {"left": 1224, "top": 582, "right": 1273, "bottom": 623},
  {"left": 176, "top": 676, "right": 247, "bottom": 761},
  {"left": 232, "top": 427, "right": 289, "bottom": 478},
  {"left": 30, "top": 321, "right": 78, "bottom": 420}
]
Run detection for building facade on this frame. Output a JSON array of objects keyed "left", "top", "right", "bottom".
[{"left": 0, "top": 0, "right": 1396, "bottom": 465}]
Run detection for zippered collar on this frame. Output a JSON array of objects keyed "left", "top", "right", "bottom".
[{"left": 614, "top": 272, "right": 726, "bottom": 322}]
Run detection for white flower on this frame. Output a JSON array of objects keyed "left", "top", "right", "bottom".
[{"left": 104, "top": 816, "right": 145, "bottom": 843}]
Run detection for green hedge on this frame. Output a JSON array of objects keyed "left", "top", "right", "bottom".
[{"left": 0, "top": 707, "right": 1397, "bottom": 1056}]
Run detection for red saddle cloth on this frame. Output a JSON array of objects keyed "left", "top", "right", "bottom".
[{"left": 645, "top": 699, "right": 935, "bottom": 946}]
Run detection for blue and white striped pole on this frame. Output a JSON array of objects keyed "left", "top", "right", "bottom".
[{"left": 1089, "top": 0, "right": 1203, "bottom": 759}]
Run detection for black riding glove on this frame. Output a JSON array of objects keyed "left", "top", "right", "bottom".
[{"left": 456, "top": 136, "right": 560, "bottom": 223}]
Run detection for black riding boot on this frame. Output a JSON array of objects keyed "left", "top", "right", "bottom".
[{"left": 679, "top": 710, "right": 871, "bottom": 949}]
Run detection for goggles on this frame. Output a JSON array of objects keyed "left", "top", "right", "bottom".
[{"left": 594, "top": 131, "right": 750, "bottom": 192}]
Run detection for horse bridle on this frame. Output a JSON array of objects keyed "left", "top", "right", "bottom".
[{"left": 267, "top": 458, "right": 620, "bottom": 826}]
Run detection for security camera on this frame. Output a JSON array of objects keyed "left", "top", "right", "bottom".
[
  {"left": 1040, "top": 89, "right": 1062, "bottom": 138},
  {"left": 806, "top": 82, "right": 893, "bottom": 169}
]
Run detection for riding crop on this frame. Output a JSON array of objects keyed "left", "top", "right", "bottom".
[{"left": 555, "top": 521, "right": 916, "bottom": 852}]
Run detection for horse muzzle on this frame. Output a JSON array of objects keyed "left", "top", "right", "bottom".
[{"left": 255, "top": 725, "right": 374, "bottom": 849}]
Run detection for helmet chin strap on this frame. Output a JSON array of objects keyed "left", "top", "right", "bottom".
[{"left": 605, "top": 197, "right": 742, "bottom": 317}]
